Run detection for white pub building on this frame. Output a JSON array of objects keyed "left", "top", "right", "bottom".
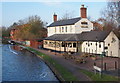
[{"left": 43, "top": 5, "right": 120, "bottom": 58}]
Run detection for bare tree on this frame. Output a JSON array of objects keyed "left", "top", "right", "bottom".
[
  {"left": 100, "top": 1, "right": 120, "bottom": 30},
  {"left": 59, "top": 11, "right": 75, "bottom": 21}
]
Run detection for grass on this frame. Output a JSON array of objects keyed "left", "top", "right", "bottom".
[
  {"left": 25, "top": 47, "right": 78, "bottom": 81},
  {"left": 80, "top": 69, "right": 119, "bottom": 81}
]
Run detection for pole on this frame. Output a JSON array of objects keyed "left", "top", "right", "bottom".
[{"left": 55, "top": 38, "right": 56, "bottom": 55}]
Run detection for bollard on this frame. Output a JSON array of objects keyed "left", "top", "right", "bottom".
[
  {"left": 94, "top": 62, "right": 96, "bottom": 66},
  {"left": 115, "top": 61, "right": 117, "bottom": 70},
  {"left": 104, "top": 63, "right": 107, "bottom": 71}
]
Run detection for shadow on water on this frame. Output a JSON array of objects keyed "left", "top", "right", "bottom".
[{"left": 2, "top": 44, "right": 58, "bottom": 81}]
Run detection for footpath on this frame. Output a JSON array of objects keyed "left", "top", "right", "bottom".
[{"left": 36, "top": 49, "right": 91, "bottom": 81}]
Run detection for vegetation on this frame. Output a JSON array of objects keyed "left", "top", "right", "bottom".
[
  {"left": 1, "top": 27, "right": 11, "bottom": 43},
  {"left": 1, "top": 26, "right": 11, "bottom": 38},
  {"left": 11, "top": 15, "right": 47, "bottom": 40},
  {"left": 99, "top": 1, "right": 120, "bottom": 30},
  {"left": 25, "top": 47, "right": 78, "bottom": 81},
  {"left": 80, "top": 69, "right": 119, "bottom": 81}
]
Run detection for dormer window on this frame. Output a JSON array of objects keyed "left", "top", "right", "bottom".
[
  {"left": 81, "top": 22, "right": 88, "bottom": 25},
  {"left": 81, "top": 22, "right": 88, "bottom": 28}
]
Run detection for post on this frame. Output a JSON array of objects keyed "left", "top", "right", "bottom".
[
  {"left": 96, "top": 37, "right": 98, "bottom": 54},
  {"left": 60, "top": 41, "right": 61, "bottom": 54},
  {"left": 115, "top": 61, "right": 117, "bottom": 70},
  {"left": 55, "top": 38, "right": 56, "bottom": 55},
  {"left": 104, "top": 62, "right": 107, "bottom": 71},
  {"left": 94, "top": 62, "right": 96, "bottom": 74},
  {"left": 100, "top": 53, "right": 103, "bottom": 78},
  {"left": 64, "top": 41, "right": 66, "bottom": 52}
]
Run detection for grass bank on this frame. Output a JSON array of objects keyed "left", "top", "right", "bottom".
[
  {"left": 25, "top": 47, "right": 78, "bottom": 81},
  {"left": 80, "top": 69, "right": 119, "bottom": 81}
]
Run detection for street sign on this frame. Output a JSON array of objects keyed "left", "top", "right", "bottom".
[{"left": 94, "top": 66, "right": 101, "bottom": 72}]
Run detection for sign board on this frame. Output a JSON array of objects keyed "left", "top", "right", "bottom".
[{"left": 93, "top": 66, "right": 101, "bottom": 72}]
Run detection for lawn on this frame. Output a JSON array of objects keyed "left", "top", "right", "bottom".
[
  {"left": 25, "top": 47, "right": 78, "bottom": 81},
  {"left": 80, "top": 69, "right": 119, "bottom": 81}
]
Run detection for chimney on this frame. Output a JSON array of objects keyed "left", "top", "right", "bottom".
[
  {"left": 53, "top": 13, "right": 57, "bottom": 22},
  {"left": 80, "top": 5, "right": 87, "bottom": 18}
]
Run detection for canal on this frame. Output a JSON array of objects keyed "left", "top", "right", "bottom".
[{"left": 2, "top": 44, "right": 58, "bottom": 81}]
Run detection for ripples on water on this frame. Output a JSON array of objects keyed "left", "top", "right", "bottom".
[{"left": 2, "top": 44, "right": 58, "bottom": 81}]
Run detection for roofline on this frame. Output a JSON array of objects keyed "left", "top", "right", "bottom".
[
  {"left": 44, "top": 39, "right": 104, "bottom": 42},
  {"left": 47, "top": 24, "right": 75, "bottom": 27}
]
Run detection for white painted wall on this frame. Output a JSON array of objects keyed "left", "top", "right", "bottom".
[
  {"left": 47, "top": 25, "right": 75, "bottom": 36},
  {"left": 47, "top": 18, "right": 93, "bottom": 36},
  {"left": 81, "top": 41, "right": 104, "bottom": 54},
  {"left": 43, "top": 40, "right": 77, "bottom": 52},
  {"left": 104, "top": 31, "right": 120, "bottom": 57},
  {"left": 75, "top": 18, "right": 93, "bottom": 33}
]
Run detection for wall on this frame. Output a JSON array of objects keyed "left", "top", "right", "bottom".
[
  {"left": 30, "top": 40, "right": 43, "bottom": 49},
  {"left": 81, "top": 41, "right": 104, "bottom": 54},
  {"left": 104, "top": 32, "right": 119, "bottom": 57},
  {"left": 47, "top": 25, "right": 75, "bottom": 36},
  {"left": 43, "top": 40, "right": 77, "bottom": 52},
  {"left": 47, "top": 18, "right": 93, "bottom": 37},
  {"left": 75, "top": 18, "right": 93, "bottom": 33}
]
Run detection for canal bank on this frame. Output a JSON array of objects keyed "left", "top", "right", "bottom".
[
  {"left": 18, "top": 45, "right": 79, "bottom": 81},
  {"left": 19, "top": 45, "right": 90, "bottom": 81},
  {"left": 24, "top": 47, "right": 64, "bottom": 82}
]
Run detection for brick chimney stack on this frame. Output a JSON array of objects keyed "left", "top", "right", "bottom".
[
  {"left": 80, "top": 5, "right": 87, "bottom": 18},
  {"left": 53, "top": 13, "right": 57, "bottom": 22}
]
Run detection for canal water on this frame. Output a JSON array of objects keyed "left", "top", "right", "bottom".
[{"left": 2, "top": 44, "right": 58, "bottom": 81}]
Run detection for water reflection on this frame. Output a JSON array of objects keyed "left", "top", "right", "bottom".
[{"left": 2, "top": 45, "right": 58, "bottom": 81}]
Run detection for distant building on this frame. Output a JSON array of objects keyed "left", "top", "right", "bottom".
[
  {"left": 43, "top": 5, "right": 120, "bottom": 57},
  {"left": 10, "top": 24, "right": 47, "bottom": 48}
]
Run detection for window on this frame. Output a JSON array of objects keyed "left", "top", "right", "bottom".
[
  {"left": 88, "top": 43, "right": 90, "bottom": 47},
  {"left": 104, "top": 47, "right": 108, "bottom": 49},
  {"left": 91, "top": 43, "right": 92, "bottom": 45},
  {"left": 81, "top": 22, "right": 88, "bottom": 25},
  {"left": 44, "top": 41, "right": 47, "bottom": 45},
  {"left": 111, "top": 37, "right": 116, "bottom": 43},
  {"left": 66, "top": 27, "right": 67, "bottom": 32},
  {"left": 68, "top": 43, "right": 72, "bottom": 48},
  {"left": 108, "top": 43, "right": 110, "bottom": 46},
  {"left": 86, "top": 43, "right": 87, "bottom": 45},
  {"left": 62, "top": 27, "right": 64, "bottom": 32},
  {"left": 73, "top": 43, "right": 76, "bottom": 47},
  {"left": 62, "top": 42, "right": 65, "bottom": 47},
  {"left": 99, "top": 43, "right": 101, "bottom": 48},
  {"left": 81, "top": 26, "right": 88, "bottom": 28}
]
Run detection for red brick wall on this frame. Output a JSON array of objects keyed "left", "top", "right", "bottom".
[
  {"left": 53, "top": 14, "right": 57, "bottom": 22},
  {"left": 30, "top": 40, "right": 43, "bottom": 49},
  {"left": 80, "top": 6, "right": 87, "bottom": 18}
]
